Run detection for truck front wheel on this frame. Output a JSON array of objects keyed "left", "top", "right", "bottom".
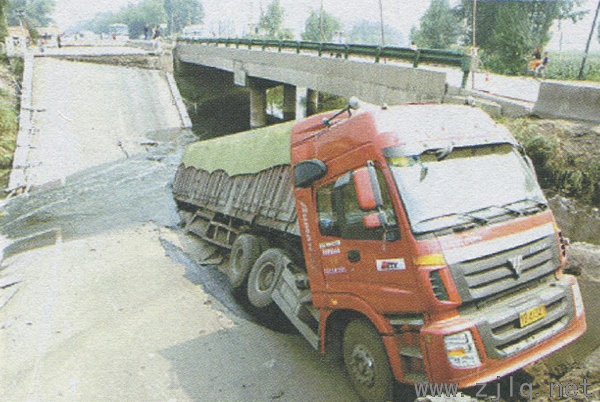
[
  {"left": 247, "top": 248, "right": 286, "bottom": 308},
  {"left": 343, "top": 319, "right": 394, "bottom": 402},
  {"left": 226, "top": 234, "right": 266, "bottom": 289}
]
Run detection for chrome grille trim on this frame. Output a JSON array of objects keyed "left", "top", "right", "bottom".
[
  {"left": 447, "top": 230, "right": 560, "bottom": 303},
  {"left": 465, "top": 283, "right": 573, "bottom": 359}
]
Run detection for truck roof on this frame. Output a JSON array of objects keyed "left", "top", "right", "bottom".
[
  {"left": 292, "top": 103, "right": 516, "bottom": 154},
  {"left": 181, "top": 103, "right": 517, "bottom": 177}
]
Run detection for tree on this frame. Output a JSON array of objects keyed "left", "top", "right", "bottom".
[
  {"left": 454, "top": 0, "right": 586, "bottom": 74},
  {"left": 7, "top": 0, "right": 55, "bottom": 27},
  {"left": 81, "top": 0, "right": 168, "bottom": 38},
  {"left": 0, "top": 0, "right": 8, "bottom": 40},
  {"left": 301, "top": 9, "right": 342, "bottom": 42},
  {"left": 164, "top": 0, "right": 204, "bottom": 35},
  {"left": 411, "top": 0, "right": 460, "bottom": 49},
  {"left": 347, "top": 20, "right": 403, "bottom": 46},
  {"left": 123, "top": 0, "right": 167, "bottom": 38},
  {"left": 257, "top": 0, "right": 293, "bottom": 40}
]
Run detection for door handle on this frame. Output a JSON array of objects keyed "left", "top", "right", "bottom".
[{"left": 348, "top": 250, "right": 361, "bottom": 263}]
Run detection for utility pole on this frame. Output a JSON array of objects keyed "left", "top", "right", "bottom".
[
  {"left": 578, "top": 0, "right": 600, "bottom": 80},
  {"left": 319, "top": 0, "right": 324, "bottom": 43},
  {"left": 472, "top": 0, "right": 477, "bottom": 49},
  {"left": 471, "top": 0, "right": 478, "bottom": 89},
  {"left": 378, "top": 0, "right": 385, "bottom": 46}
]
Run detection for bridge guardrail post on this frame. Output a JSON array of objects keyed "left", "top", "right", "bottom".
[
  {"left": 413, "top": 50, "right": 420, "bottom": 68},
  {"left": 375, "top": 46, "right": 381, "bottom": 63},
  {"left": 461, "top": 55, "right": 472, "bottom": 89}
]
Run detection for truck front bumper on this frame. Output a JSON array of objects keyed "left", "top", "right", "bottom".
[{"left": 400, "top": 275, "right": 586, "bottom": 387}]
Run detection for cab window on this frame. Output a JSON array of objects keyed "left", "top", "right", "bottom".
[{"left": 316, "top": 167, "right": 399, "bottom": 240}]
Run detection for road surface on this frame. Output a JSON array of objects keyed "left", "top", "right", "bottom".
[{"left": 0, "top": 50, "right": 361, "bottom": 402}]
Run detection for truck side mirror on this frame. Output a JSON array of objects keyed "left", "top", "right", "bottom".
[
  {"left": 294, "top": 159, "right": 327, "bottom": 188},
  {"left": 353, "top": 163, "right": 383, "bottom": 211},
  {"left": 363, "top": 212, "right": 382, "bottom": 229}
]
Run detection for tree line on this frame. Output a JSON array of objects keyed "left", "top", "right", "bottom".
[
  {"left": 0, "top": 0, "right": 597, "bottom": 76},
  {"left": 76, "top": 0, "right": 203, "bottom": 39},
  {"left": 411, "top": 0, "right": 592, "bottom": 75},
  {"left": 0, "top": 0, "right": 56, "bottom": 40}
]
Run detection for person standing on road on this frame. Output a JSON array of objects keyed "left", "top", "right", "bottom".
[
  {"left": 153, "top": 26, "right": 161, "bottom": 40},
  {"left": 535, "top": 52, "right": 550, "bottom": 78},
  {"left": 528, "top": 46, "right": 542, "bottom": 72},
  {"left": 333, "top": 31, "right": 345, "bottom": 58}
]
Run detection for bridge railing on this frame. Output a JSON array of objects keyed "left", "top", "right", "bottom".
[{"left": 177, "top": 37, "right": 472, "bottom": 88}]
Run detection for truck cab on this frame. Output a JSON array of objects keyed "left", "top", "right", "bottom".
[{"left": 291, "top": 103, "right": 586, "bottom": 400}]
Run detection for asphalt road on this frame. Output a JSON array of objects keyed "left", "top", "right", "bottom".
[{"left": 0, "top": 51, "right": 361, "bottom": 402}]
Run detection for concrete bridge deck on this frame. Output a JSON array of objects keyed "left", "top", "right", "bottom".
[{"left": 174, "top": 40, "right": 600, "bottom": 124}]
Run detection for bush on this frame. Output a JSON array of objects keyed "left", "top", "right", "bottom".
[{"left": 504, "top": 118, "right": 600, "bottom": 206}]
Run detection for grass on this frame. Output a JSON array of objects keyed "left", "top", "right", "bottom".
[
  {"left": 541, "top": 51, "right": 600, "bottom": 81},
  {"left": 502, "top": 117, "right": 600, "bottom": 206}
]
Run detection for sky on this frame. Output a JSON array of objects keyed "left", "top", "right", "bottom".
[{"left": 52, "top": 0, "right": 600, "bottom": 51}]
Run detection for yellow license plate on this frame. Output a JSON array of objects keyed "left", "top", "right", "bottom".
[{"left": 519, "top": 305, "right": 547, "bottom": 328}]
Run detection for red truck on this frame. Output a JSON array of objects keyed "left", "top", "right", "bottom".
[{"left": 172, "top": 101, "right": 586, "bottom": 401}]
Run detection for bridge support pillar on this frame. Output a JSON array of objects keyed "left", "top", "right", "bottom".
[
  {"left": 295, "top": 87, "right": 308, "bottom": 120},
  {"left": 283, "top": 84, "right": 296, "bottom": 121},
  {"left": 249, "top": 79, "right": 267, "bottom": 128},
  {"left": 307, "top": 89, "right": 319, "bottom": 116},
  {"left": 295, "top": 87, "right": 319, "bottom": 120}
]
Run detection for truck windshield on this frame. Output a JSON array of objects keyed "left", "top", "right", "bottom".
[{"left": 387, "top": 143, "right": 547, "bottom": 235}]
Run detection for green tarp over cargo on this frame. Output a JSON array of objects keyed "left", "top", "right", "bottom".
[{"left": 181, "top": 121, "right": 295, "bottom": 176}]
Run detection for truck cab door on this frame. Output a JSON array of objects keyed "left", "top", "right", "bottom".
[{"left": 315, "top": 163, "right": 410, "bottom": 290}]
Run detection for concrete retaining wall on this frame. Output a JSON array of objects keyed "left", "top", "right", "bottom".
[
  {"left": 174, "top": 44, "right": 447, "bottom": 105},
  {"left": 533, "top": 81, "right": 600, "bottom": 123},
  {"left": 7, "top": 53, "right": 35, "bottom": 193}
]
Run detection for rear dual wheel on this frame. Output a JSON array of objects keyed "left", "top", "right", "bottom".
[
  {"left": 247, "top": 248, "right": 288, "bottom": 309},
  {"left": 226, "top": 234, "right": 267, "bottom": 289}
]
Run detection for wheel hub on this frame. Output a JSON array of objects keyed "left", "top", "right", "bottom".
[
  {"left": 257, "top": 263, "right": 276, "bottom": 291},
  {"left": 350, "top": 345, "right": 375, "bottom": 387}
]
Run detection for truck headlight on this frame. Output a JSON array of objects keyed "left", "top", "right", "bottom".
[
  {"left": 572, "top": 282, "right": 584, "bottom": 317},
  {"left": 444, "top": 331, "right": 481, "bottom": 368}
]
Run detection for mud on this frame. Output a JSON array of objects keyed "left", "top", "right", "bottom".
[{"left": 550, "top": 196, "right": 600, "bottom": 245}]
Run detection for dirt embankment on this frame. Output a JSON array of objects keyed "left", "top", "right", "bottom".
[{"left": 504, "top": 118, "right": 600, "bottom": 207}]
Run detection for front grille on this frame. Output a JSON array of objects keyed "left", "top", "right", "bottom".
[
  {"left": 445, "top": 223, "right": 574, "bottom": 359},
  {"left": 445, "top": 225, "right": 561, "bottom": 303},
  {"left": 472, "top": 284, "right": 573, "bottom": 359}
]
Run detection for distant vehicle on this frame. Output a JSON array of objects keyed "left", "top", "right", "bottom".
[
  {"left": 108, "top": 23, "right": 129, "bottom": 40},
  {"left": 181, "top": 25, "right": 204, "bottom": 39}
]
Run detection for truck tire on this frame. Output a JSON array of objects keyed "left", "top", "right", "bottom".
[
  {"left": 227, "top": 234, "right": 266, "bottom": 289},
  {"left": 343, "top": 319, "right": 394, "bottom": 402},
  {"left": 247, "top": 248, "right": 286, "bottom": 308}
]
